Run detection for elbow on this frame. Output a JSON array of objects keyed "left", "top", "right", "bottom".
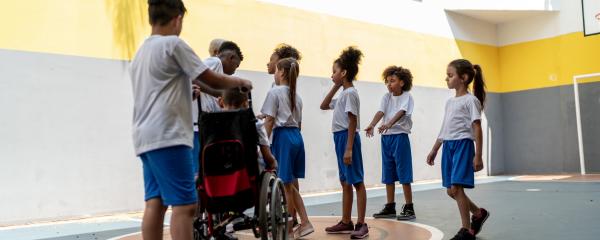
[{"left": 319, "top": 104, "right": 328, "bottom": 110}]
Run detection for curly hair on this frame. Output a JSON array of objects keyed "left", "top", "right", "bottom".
[
  {"left": 334, "top": 46, "right": 363, "bottom": 81},
  {"left": 382, "top": 65, "right": 413, "bottom": 91},
  {"left": 273, "top": 43, "right": 302, "bottom": 61}
]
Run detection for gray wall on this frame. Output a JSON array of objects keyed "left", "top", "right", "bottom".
[{"left": 580, "top": 82, "right": 600, "bottom": 173}]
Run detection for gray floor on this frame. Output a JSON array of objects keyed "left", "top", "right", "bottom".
[
  {"left": 5, "top": 180, "right": 600, "bottom": 240},
  {"left": 307, "top": 181, "right": 600, "bottom": 240}
]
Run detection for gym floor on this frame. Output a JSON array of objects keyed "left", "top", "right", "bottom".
[{"left": 2, "top": 175, "right": 599, "bottom": 240}]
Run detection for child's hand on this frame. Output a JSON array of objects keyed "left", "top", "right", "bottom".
[
  {"left": 364, "top": 125, "right": 375, "bottom": 137},
  {"left": 256, "top": 114, "right": 266, "bottom": 120},
  {"left": 378, "top": 123, "right": 391, "bottom": 134},
  {"left": 192, "top": 84, "right": 201, "bottom": 100},
  {"left": 267, "top": 160, "right": 278, "bottom": 171},
  {"left": 473, "top": 156, "right": 483, "bottom": 172},
  {"left": 343, "top": 149, "right": 352, "bottom": 165},
  {"left": 426, "top": 151, "right": 437, "bottom": 166}
]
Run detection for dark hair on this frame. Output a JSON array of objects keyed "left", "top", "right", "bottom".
[
  {"left": 276, "top": 58, "right": 300, "bottom": 113},
  {"left": 148, "top": 0, "right": 186, "bottom": 26},
  {"left": 273, "top": 44, "right": 302, "bottom": 61},
  {"left": 334, "top": 46, "right": 363, "bottom": 81},
  {"left": 222, "top": 87, "right": 249, "bottom": 109},
  {"left": 218, "top": 41, "right": 244, "bottom": 61},
  {"left": 382, "top": 65, "right": 413, "bottom": 91},
  {"left": 449, "top": 59, "right": 486, "bottom": 109}
]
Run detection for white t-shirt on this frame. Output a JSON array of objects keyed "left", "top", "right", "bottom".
[
  {"left": 379, "top": 92, "right": 414, "bottom": 135},
  {"left": 130, "top": 35, "right": 207, "bottom": 155},
  {"left": 192, "top": 57, "right": 222, "bottom": 131},
  {"left": 256, "top": 119, "right": 270, "bottom": 147},
  {"left": 260, "top": 85, "right": 303, "bottom": 128},
  {"left": 330, "top": 87, "right": 360, "bottom": 132},
  {"left": 437, "top": 93, "right": 482, "bottom": 141}
]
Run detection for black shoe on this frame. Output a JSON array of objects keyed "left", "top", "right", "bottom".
[
  {"left": 471, "top": 208, "right": 489, "bottom": 235},
  {"left": 372, "top": 202, "right": 396, "bottom": 218},
  {"left": 396, "top": 203, "right": 416, "bottom": 220},
  {"left": 450, "top": 228, "right": 475, "bottom": 240}
]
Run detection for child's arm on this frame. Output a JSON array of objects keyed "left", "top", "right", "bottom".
[
  {"left": 320, "top": 84, "right": 342, "bottom": 110},
  {"left": 365, "top": 111, "right": 384, "bottom": 137},
  {"left": 264, "top": 116, "right": 275, "bottom": 138},
  {"left": 192, "top": 79, "right": 223, "bottom": 97},
  {"left": 260, "top": 145, "right": 278, "bottom": 170},
  {"left": 197, "top": 69, "right": 253, "bottom": 91},
  {"left": 426, "top": 139, "right": 443, "bottom": 166},
  {"left": 378, "top": 110, "right": 406, "bottom": 134},
  {"left": 472, "top": 120, "right": 483, "bottom": 172},
  {"left": 344, "top": 112, "right": 358, "bottom": 165}
]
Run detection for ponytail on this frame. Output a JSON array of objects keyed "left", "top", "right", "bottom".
[
  {"left": 276, "top": 58, "right": 300, "bottom": 113},
  {"left": 449, "top": 59, "right": 486, "bottom": 109},
  {"left": 472, "top": 64, "right": 486, "bottom": 109}
]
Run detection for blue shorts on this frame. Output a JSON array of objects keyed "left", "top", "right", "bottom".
[
  {"left": 381, "top": 134, "right": 413, "bottom": 184},
  {"left": 192, "top": 131, "right": 201, "bottom": 176},
  {"left": 271, "top": 127, "right": 305, "bottom": 184},
  {"left": 140, "top": 145, "right": 198, "bottom": 206},
  {"left": 334, "top": 130, "right": 364, "bottom": 185},
  {"left": 442, "top": 139, "right": 475, "bottom": 189}
]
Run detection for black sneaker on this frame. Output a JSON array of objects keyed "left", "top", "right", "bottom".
[
  {"left": 396, "top": 203, "right": 416, "bottom": 221},
  {"left": 471, "top": 208, "right": 489, "bottom": 235},
  {"left": 450, "top": 228, "right": 475, "bottom": 240},
  {"left": 372, "top": 202, "right": 396, "bottom": 218}
]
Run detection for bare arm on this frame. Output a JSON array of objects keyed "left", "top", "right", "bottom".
[
  {"left": 320, "top": 84, "right": 342, "bottom": 110},
  {"left": 264, "top": 116, "right": 275, "bottom": 138},
  {"left": 426, "top": 139, "right": 443, "bottom": 166},
  {"left": 378, "top": 110, "right": 406, "bottom": 134},
  {"left": 260, "top": 145, "right": 278, "bottom": 170},
  {"left": 365, "top": 111, "right": 384, "bottom": 137},
  {"left": 472, "top": 120, "right": 484, "bottom": 172},
  {"left": 192, "top": 79, "right": 223, "bottom": 97},
  {"left": 343, "top": 112, "right": 358, "bottom": 165},
  {"left": 196, "top": 69, "right": 252, "bottom": 90}
]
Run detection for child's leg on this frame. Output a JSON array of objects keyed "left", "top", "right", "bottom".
[
  {"left": 286, "top": 183, "right": 310, "bottom": 224},
  {"left": 449, "top": 185, "right": 479, "bottom": 229},
  {"left": 402, "top": 183, "right": 412, "bottom": 204},
  {"left": 142, "top": 198, "right": 168, "bottom": 240},
  {"left": 284, "top": 183, "right": 298, "bottom": 232},
  {"left": 170, "top": 204, "right": 197, "bottom": 239},
  {"left": 386, "top": 184, "right": 395, "bottom": 203},
  {"left": 354, "top": 182, "right": 367, "bottom": 224},
  {"left": 341, "top": 181, "right": 354, "bottom": 223}
]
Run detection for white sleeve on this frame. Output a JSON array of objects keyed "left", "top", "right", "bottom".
[
  {"left": 260, "top": 90, "right": 278, "bottom": 118},
  {"left": 329, "top": 98, "right": 337, "bottom": 109},
  {"left": 399, "top": 94, "right": 410, "bottom": 112},
  {"left": 256, "top": 121, "right": 270, "bottom": 146},
  {"left": 172, "top": 39, "right": 208, "bottom": 80},
  {"left": 378, "top": 94, "right": 388, "bottom": 114},
  {"left": 344, "top": 92, "right": 359, "bottom": 116},
  {"left": 437, "top": 100, "right": 450, "bottom": 140},
  {"left": 469, "top": 97, "right": 482, "bottom": 122}
]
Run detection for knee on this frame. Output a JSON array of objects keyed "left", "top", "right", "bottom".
[
  {"left": 446, "top": 188, "right": 457, "bottom": 199},
  {"left": 173, "top": 204, "right": 197, "bottom": 217}
]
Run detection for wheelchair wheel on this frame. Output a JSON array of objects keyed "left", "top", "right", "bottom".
[
  {"left": 258, "top": 172, "right": 276, "bottom": 240},
  {"left": 269, "top": 178, "right": 289, "bottom": 240}
]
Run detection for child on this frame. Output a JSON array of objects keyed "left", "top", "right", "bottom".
[
  {"left": 219, "top": 87, "right": 278, "bottom": 171},
  {"left": 192, "top": 41, "right": 244, "bottom": 176},
  {"left": 261, "top": 58, "right": 314, "bottom": 239},
  {"left": 426, "top": 59, "right": 490, "bottom": 240},
  {"left": 365, "top": 66, "right": 416, "bottom": 221},
  {"left": 129, "top": 0, "right": 252, "bottom": 239},
  {"left": 208, "top": 38, "right": 225, "bottom": 57},
  {"left": 320, "top": 47, "right": 368, "bottom": 239}
]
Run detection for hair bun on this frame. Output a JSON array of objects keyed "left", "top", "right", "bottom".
[{"left": 339, "top": 46, "right": 363, "bottom": 66}]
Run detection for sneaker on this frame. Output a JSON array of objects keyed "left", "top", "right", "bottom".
[
  {"left": 373, "top": 202, "right": 396, "bottom": 218},
  {"left": 396, "top": 203, "right": 416, "bottom": 221},
  {"left": 450, "top": 228, "right": 475, "bottom": 240},
  {"left": 325, "top": 220, "right": 354, "bottom": 234},
  {"left": 471, "top": 208, "right": 489, "bottom": 235},
  {"left": 293, "top": 222, "right": 315, "bottom": 239},
  {"left": 350, "top": 222, "right": 369, "bottom": 239}
]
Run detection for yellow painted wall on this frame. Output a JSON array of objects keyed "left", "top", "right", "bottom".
[
  {"left": 0, "top": 0, "right": 501, "bottom": 92},
  {"left": 499, "top": 32, "right": 600, "bottom": 92}
]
